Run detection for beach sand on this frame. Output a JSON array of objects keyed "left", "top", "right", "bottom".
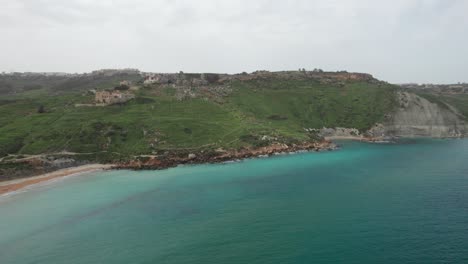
[{"left": 0, "top": 164, "right": 113, "bottom": 196}]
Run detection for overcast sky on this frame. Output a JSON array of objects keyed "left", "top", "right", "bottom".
[{"left": 1, "top": 0, "right": 467, "bottom": 83}]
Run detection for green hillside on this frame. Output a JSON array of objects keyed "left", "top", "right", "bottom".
[
  {"left": 228, "top": 79, "right": 396, "bottom": 133},
  {"left": 0, "top": 71, "right": 142, "bottom": 97},
  {"left": 0, "top": 73, "right": 397, "bottom": 162}
]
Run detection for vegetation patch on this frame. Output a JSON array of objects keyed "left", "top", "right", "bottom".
[{"left": 267, "top": 115, "right": 288, "bottom": 121}]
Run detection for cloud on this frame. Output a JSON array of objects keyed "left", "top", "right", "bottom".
[{"left": 0, "top": 0, "right": 467, "bottom": 83}]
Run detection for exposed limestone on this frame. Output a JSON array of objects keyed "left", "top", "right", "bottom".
[
  {"left": 384, "top": 92, "right": 467, "bottom": 138},
  {"left": 316, "top": 92, "right": 467, "bottom": 141},
  {"left": 319, "top": 127, "right": 360, "bottom": 138}
]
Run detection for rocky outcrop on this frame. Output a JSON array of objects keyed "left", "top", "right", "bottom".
[
  {"left": 384, "top": 92, "right": 467, "bottom": 138},
  {"left": 314, "top": 92, "right": 467, "bottom": 140},
  {"left": 312, "top": 126, "right": 391, "bottom": 142},
  {"left": 116, "top": 141, "right": 338, "bottom": 171}
]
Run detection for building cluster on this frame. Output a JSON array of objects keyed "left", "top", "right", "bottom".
[
  {"left": 143, "top": 73, "right": 178, "bottom": 85},
  {"left": 400, "top": 83, "right": 468, "bottom": 94},
  {"left": 142, "top": 73, "right": 213, "bottom": 86},
  {"left": 142, "top": 71, "right": 250, "bottom": 86},
  {"left": 91, "top": 69, "right": 140, "bottom": 76}
]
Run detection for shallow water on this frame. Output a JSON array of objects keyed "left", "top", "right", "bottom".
[{"left": 1, "top": 139, "right": 468, "bottom": 264}]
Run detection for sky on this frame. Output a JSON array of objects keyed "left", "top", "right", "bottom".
[{"left": 1, "top": 0, "right": 467, "bottom": 83}]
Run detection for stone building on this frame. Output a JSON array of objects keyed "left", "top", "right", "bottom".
[
  {"left": 143, "top": 73, "right": 179, "bottom": 85},
  {"left": 143, "top": 74, "right": 158, "bottom": 85},
  {"left": 95, "top": 90, "right": 135, "bottom": 105},
  {"left": 119, "top": 80, "right": 132, "bottom": 86}
]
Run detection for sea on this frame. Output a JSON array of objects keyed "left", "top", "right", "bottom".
[{"left": 1, "top": 139, "right": 467, "bottom": 264}]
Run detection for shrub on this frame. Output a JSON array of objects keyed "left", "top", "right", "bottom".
[
  {"left": 204, "top": 74, "right": 220, "bottom": 84},
  {"left": 37, "top": 105, "right": 45, "bottom": 113}
]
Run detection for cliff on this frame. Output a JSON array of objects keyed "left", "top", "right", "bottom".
[
  {"left": 383, "top": 92, "right": 467, "bottom": 138},
  {"left": 319, "top": 92, "right": 468, "bottom": 140}
]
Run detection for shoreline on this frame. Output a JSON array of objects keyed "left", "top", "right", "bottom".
[
  {"left": 0, "top": 140, "right": 337, "bottom": 196},
  {"left": 3, "top": 137, "right": 462, "bottom": 196},
  {"left": 0, "top": 164, "right": 114, "bottom": 196},
  {"left": 324, "top": 136, "right": 393, "bottom": 143},
  {"left": 115, "top": 140, "right": 338, "bottom": 171}
]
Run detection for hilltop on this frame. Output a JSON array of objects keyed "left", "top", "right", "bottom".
[{"left": 0, "top": 69, "right": 466, "bottom": 180}]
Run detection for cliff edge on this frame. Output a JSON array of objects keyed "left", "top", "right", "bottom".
[
  {"left": 320, "top": 91, "right": 467, "bottom": 140},
  {"left": 384, "top": 92, "right": 467, "bottom": 138}
]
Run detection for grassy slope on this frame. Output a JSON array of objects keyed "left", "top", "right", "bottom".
[
  {"left": 0, "top": 73, "right": 141, "bottom": 98},
  {"left": 0, "top": 97, "right": 243, "bottom": 158},
  {"left": 416, "top": 92, "right": 468, "bottom": 120},
  {"left": 0, "top": 78, "right": 398, "bottom": 161},
  {"left": 228, "top": 79, "right": 397, "bottom": 133},
  {"left": 437, "top": 94, "right": 468, "bottom": 120}
]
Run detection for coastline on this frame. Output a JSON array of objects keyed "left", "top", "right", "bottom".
[
  {"left": 116, "top": 140, "right": 338, "bottom": 170},
  {"left": 324, "top": 136, "right": 393, "bottom": 143},
  {"left": 5, "top": 137, "right": 460, "bottom": 196},
  {"left": 0, "top": 164, "right": 113, "bottom": 196},
  {"left": 0, "top": 141, "right": 337, "bottom": 196},
  {"left": 325, "top": 136, "right": 369, "bottom": 141}
]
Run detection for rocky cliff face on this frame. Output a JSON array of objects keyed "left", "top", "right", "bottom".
[
  {"left": 383, "top": 92, "right": 467, "bottom": 138},
  {"left": 318, "top": 92, "right": 467, "bottom": 140}
]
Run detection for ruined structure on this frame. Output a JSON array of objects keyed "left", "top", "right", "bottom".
[
  {"left": 95, "top": 90, "right": 135, "bottom": 105},
  {"left": 143, "top": 73, "right": 179, "bottom": 85},
  {"left": 119, "top": 80, "right": 132, "bottom": 86}
]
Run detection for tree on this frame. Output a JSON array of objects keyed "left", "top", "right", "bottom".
[
  {"left": 204, "top": 73, "right": 220, "bottom": 84},
  {"left": 37, "top": 105, "right": 45, "bottom": 113},
  {"left": 114, "top": 84, "right": 130, "bottom": 91}
]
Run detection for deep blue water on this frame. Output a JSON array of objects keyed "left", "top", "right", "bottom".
[{"left": 1, "top": 139, "right": 468, "bottom": 264}]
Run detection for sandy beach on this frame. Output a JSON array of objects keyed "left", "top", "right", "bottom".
[{"left": 0, "top": 164, "right": 114, "bottom": 196}]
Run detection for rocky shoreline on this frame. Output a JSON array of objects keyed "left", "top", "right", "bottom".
[
  {"left": 0, "top": 140, "right": 338, "bottom": 196},
  {"left": 116, "top": 140, "right": 338, "bottom": 171}
]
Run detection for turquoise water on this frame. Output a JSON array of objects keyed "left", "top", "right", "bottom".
[{"left": 1, "top": 139, "right": 468, "bottom": 264}]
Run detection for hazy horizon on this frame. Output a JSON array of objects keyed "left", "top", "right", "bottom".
[{"left": 1, "top": 0, "right": 467, "bottom": 84}]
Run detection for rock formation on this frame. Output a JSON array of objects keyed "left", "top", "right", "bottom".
[
  {"left": 384, "top": 92, "right": 467, "bottom": 138},
  {"left": 317, "top": 92, "right": 467, "bottom": 140}
]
